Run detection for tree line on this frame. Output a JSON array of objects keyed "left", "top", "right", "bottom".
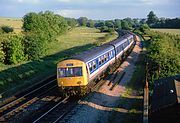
[{"left": 147, "top": 11, "right": 180, "bottom": 28}]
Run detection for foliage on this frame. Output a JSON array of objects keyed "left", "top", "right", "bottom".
[
  {"left": 95, "top": 21, "right": 105, "bottom": 28},
  {"left": 146, "top": 11, "right": 180, "bottom": 28},
  {"left": 147, "top": 11, "right": 158, "bottom": 27},
  {"left": 24, "top": 31, "right": 48, "bottom": 60},
  {"left": 87, "top": 20, "right": 95, "bottom": 28},
  {"left": 65, "top": 17, "right": 77, "bottom": 28},
  {"left": 78, "top": 17, "right": 88, "bottom": 26},
  {"left": 105, "top": 20, "right": 114, "bottom": 28},
  {"left": 121, "top": 20, "right": 131, "bottom": 30},
  {"left": 1, "top": 34, "right": 25, "bottom": 64},
  {"left": 114, "top": 19, "right": 121, "bottom": 29},
  {"left": 139, "top": 24, "right": 150, "bottom": 34},
  {"left": 1, "top": 26, "right": 14, "bottom": 33},
  {"left": 146, "top": 30, "right": 180, "bottom": 88},
  {"left": 23, "top": 11, "right": 68, "bottom": 60},
  {"left": 23, "top": 11, "right": 68, "bottom": 41}
]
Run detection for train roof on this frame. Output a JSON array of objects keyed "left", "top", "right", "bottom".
[
  {"left": 69, "top": 33, "right": 133, "bottom": 63},
  {"left": 109, "top": 34, "right": 133, "bottom": 47},
  {"left": 70, "top": 43, "right": 113, "bottom": 63}
]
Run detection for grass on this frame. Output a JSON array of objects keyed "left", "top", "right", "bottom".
[
  {"left": 48, "top": 27, "right": 118, "bottom": 55},
  {"left": 0, "top": 27, "right": 118, "bottom": 97},
  {"left": 151, "top": 28, "right": 180, "bottom": 35},
  {"left": 0, "top": 17, "right": 22, "bottom": 33}
]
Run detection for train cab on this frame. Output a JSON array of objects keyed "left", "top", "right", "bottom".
[{"left": 57, "top": 59, "right": 88, "bottom": 88}]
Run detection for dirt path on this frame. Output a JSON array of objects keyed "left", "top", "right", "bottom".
[{"left": 63, "top": 41, "right": 142, "bottom": 123}]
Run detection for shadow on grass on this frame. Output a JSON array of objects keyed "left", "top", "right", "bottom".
[{"left": 0, "top": 43, "right": 96, "bottom": 94}]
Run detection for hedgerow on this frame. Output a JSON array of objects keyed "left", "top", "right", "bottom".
[{"left": 146, "top": 30, "right": 180, "bottom": 88}]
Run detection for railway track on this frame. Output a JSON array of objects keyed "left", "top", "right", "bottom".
[
  {"left": 31, "top": 96, "right": 79, "bottom": 123},
  {"left": 0, "top": 78, "right": 57, "bottom": 122}
]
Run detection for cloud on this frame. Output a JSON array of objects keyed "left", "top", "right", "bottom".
[
  {"left": 16, "top": 0, "right": 40, "bottom": 4},
  {"left": 55, "top": 9, "right": 88, "bottom": 18},
  {"left": 140, "top": 0, "right": 170, "bottom": 5}
]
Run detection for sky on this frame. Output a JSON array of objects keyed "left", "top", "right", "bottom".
[{"left": 0, "top": 0, "right": 179, "bottom": 20}]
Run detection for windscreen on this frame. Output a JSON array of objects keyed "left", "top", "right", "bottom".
[{"left": 58, "top": 67, "right": 82, "bottom": 77}]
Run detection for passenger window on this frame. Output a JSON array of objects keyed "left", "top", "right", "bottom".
[
  {"left": 104, "top": 55, "right": 107, "bottom": 61},
  {"left": 101, "top": 56, "right": 104, "bottom": 63},
  {"left": 93, "top": 61, "right": 96, "bottom": 69},
  {"left": 105, "top": 54, "right": 108, "bottom": 61},
  {"left": 98, "top": 58, "right": 101, "bottom": 65},
  {"left": 89, "top": 63, "right": 92, "bottom": 71}
]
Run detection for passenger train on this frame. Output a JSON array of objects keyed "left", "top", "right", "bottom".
[{"left": 57, "top": 31, "right": 139, "bottom": 95}]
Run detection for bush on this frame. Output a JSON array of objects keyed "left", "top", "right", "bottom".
[
  {"left": 2, "top": 34, "right": 25, "bottom": 64},
  {"left": 24, "top": 31, "right": 48, "bottom": 60},
  {"left": 1, "top": 26, "right": 14, "bottom": 33},
  {"left": 146, "top": 31, "right": 180, "bottom": 88},
  {"left": 23, "top": 11, "right": 68, "bottom": 60}
]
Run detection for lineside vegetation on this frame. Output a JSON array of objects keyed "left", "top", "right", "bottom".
[{"left": 145, "top": 30, "right": 180, "bottom": 89}]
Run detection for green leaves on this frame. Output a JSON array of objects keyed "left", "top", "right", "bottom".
[
  {"left": 147, "top": 31, "right": 180, "bottom": 87},
  {"left": 23, "top": 11, "right": 68, "bottom": 60},
  {"left": 1, "top": 34, "right": 25, "bottom": 64}
]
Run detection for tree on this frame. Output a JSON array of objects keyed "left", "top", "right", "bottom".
[
  {"left": 147, "top": 11, "right": 158, "bottom": 27},
  {"left": 139, "top": 24, "right": 150, "bottom": 33},
  {"left": 105, "top": 20, "right": 114, "bottom": 28},
  {"left": 1, "top": 26, "right": 14, "bottom": 33},
  {"left": 114, "top": 19, "right": 121, "bottom": 29},
  {"left": 87, "top": 20, "right": 95, "bottom": 28},
  {"left": 2, "top": 34, "right": 25, "bottom": 64},
  {"left": 121, "top": 20, "right": 130, "bottom": 30},
  {"left": 100, "top": 26, "right": 109, "bottom": 32},
  {"left": 23, "top": 11, "right": 68, "bottom": 60},
  {"left": 124, "top": 17, "right": 134, "bottom": 28},
  {"left": 65, "top": 18, "right": 77, "bottom": 28},
  {"left": 94, "top": 21, "right": 105, "bottom": 28},
  {"left": 78, "top": 17, "right": 88, "bottom": 26},
  {"left": 139, "top": 19, "right": 146, "bottom": 25}
]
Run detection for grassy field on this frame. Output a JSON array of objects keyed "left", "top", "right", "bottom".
[
  {"left": 0, "top": 17, "right": 22, "bottom": 33},
  {"left": 151, "top": 28, "right": 180, "bottom": 35},
  {"left": 0, "top": 27, "right": 118, "bottom": 96}
]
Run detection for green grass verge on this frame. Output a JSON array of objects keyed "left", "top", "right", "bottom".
[
  {"left": 151, "top": 28, "right": 180, "bottom": 35},
  {"left": 0, "top": 27, "right": 118, "bottom": 97}
]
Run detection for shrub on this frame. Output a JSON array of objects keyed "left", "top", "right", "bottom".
[
  {"left": 2, "top": 34, "right": 25, "bottom": 64},
  {"left": 1, "top": 26, "right": 14, "bottom": 33}
]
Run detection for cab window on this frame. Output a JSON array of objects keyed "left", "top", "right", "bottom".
[{"left": 58, "top": 67, "right": 82, "bottom": 77}]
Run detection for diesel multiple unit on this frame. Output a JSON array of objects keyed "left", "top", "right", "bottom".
[{"left": 57, "top": 32, "right": 139, "bottom": 94}]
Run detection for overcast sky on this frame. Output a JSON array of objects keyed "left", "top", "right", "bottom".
[{"left": 0, "top": 0, "right": 179, "bottom": 19}]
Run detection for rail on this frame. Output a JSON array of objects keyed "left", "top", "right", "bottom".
[
  {"left": 0, "top": 79, "right": 57, "bottom": 122},
  {"left": 33, "top": 96, "right": 69, "bottom": 123}
]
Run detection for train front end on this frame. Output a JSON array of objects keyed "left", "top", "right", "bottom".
[{"left": 57, "top": 59, "right": 88, "bottom": 91}]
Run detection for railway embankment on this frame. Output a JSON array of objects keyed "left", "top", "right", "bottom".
[{"left": 59, "top": 39, "right": 144, "bottom": 123}]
